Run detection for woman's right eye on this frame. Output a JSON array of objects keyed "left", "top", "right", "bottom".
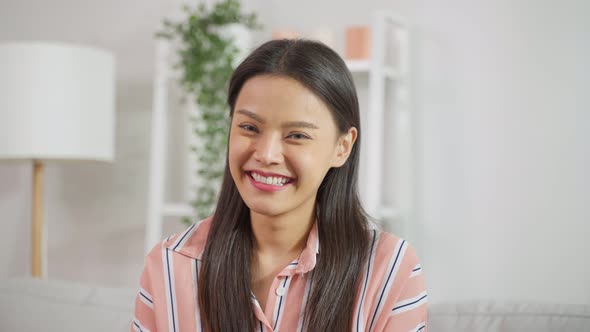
[{"left": 238, "top": 124, "right": 259, "bottom": 133}]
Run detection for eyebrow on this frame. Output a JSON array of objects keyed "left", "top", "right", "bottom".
[{"left": 235, "top": 109, "right": 319, "bottom": 129}]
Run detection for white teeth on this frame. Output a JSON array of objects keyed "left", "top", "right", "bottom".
[{"left": 251, "top": 172, "right": 289, "bottom": 186}]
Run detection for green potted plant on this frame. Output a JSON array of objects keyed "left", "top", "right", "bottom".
[{"left": 157, "top": 0, "right": 260, "bottom": 223}]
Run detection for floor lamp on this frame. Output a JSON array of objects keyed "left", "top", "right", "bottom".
[{"left": 0, "top": 42, "right": 115, "bottom": 278}]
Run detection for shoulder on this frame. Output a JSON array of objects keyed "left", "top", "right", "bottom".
[
  {"left": 361, "top": 230, "right": 428, "bottom": 331},
  {"left": 145, "top": 216, "right": 214, "bottom": 264},
  {"left": 365, "top": 229, "right": 422, "bottom": 285}
]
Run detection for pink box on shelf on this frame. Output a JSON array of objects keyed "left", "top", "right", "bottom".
[
  {"left": 345, "top": 26, "right": 371, "bottom": 60},
  {"left": 272, "top": 29, "right": 299, "bottom": 40}
]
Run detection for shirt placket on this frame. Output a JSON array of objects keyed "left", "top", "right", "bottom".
[{"left": 252, "top": 261, "right": 298, "bottom": 332}]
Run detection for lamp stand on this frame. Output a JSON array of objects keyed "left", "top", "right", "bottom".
[{"left": 32, "top": 160, "right": 44, "bottom": 278}]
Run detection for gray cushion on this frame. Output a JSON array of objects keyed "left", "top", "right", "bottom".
[
  {"left": 0, "top": 277, "right": 135, "bottom": 332},
  {"left": 2, "top": 278, "right": 590, "bottom": 331},
  {"left": 429, "top": 301, "right": 590, "bottom": 331}
]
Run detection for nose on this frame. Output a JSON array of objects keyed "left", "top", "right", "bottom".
[{"left": 253, "top": 132, "right": 283, "bottom": 165}]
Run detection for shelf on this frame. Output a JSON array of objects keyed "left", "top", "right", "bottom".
[
  {"left": 162, "top": 203, "right": 193, "bottom": 217},
  {"left": 345, "top": 59, "right": 400, "bottom": 79},
  {"left": 345, "top": 59, "right": 370, "bottom": 72},
  {"left": 383, "top": 67, "right": 400, "bottom": 79},
  {"left": 379, "top": 205, "right": 401, "bottom": 219}
]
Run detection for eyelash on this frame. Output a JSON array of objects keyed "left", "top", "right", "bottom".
[
  {"left": 286, "top": 132, "right": 311, "bottom": 140},
  {"left": 239, "top": 124, "right": 259, "bottom": 133},
  {"left": 237, "top": 124, "right": 311, "bottom": 140}
]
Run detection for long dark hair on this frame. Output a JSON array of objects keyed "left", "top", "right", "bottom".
[{"left": 198, "top": 39, "right": 370, "bottom": 331}]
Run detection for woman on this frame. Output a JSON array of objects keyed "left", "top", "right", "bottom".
[{"left": 133, "top": 39, "right": 427, "bottom": 332}]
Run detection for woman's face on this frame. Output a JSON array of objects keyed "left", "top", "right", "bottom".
[{"left": 228, "top": 75, "right": 356, "bottom": 219}]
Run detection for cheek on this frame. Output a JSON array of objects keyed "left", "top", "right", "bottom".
[
  {"left": 228, "top": 135, "right": 248, "bottom": 170},
  {"left": 291, "top": 144, "right": 335, "bottom": 181}
]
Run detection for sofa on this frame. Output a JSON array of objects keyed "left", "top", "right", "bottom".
[
  {"left": 428, "top": 300, "right": 590, "bottom": 331},
  {"left": 1, "top": 278, "right": 589, "bottom": 331},
  {"left": 0, "top": 278, "right": 135, "bottom": 332}
]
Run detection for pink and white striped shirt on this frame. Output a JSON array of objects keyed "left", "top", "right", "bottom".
[{"left": 132, "top": 217, "right": 427, "bottom": 332}]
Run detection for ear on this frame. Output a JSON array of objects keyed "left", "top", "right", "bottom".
[{"left": 331, "top": 127, "right": 357, "bottom": 168}]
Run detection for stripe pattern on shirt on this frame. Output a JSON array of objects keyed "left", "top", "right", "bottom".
[
  {"left": 191, "top": 258, "right": 204, "bottom": 332},
  {"left": 132, "top": 317, "right": 151, "bottom": 332},
  {"left": 138, "top": 287, "right": 154, "bottom": 310},
  {"left": 272, "top": 276, "right": 292, "bottom": 331},
  {"left": 368, "top": 239, "right": 408, "bottom": 332},
  {"left": 392, "top": 291, "right": 428, "bottom": 316},
  {"left": 162, "top": 247, "right": 179, "bottom": 332}
]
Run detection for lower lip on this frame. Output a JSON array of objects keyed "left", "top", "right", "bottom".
[{"left": 247, "top": 173, "right": 291, "bottom": 192}]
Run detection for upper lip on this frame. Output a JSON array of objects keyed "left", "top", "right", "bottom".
[{"left": 248, "top": 170, "right": 294, "bottom": 179}]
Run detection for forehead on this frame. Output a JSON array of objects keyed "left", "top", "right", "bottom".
[{"left": 234, "top": 75, "right": 334, "bottom": 124}]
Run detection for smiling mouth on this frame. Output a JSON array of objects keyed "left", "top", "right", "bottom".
[{"left": 247, "top": 171, "right": 294, "bottom": 187}]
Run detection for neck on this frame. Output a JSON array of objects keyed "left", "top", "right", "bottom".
[{"left": 250, "top": 208, "right": 315, "bottom": 258}]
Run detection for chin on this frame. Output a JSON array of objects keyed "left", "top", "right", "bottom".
[{"left": 245, "top": 200, "right": 288, "bottom": 218}]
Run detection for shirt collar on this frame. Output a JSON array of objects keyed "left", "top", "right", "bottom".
[
  {"left": 165, "top": 217, "right": 320, "bottom": 274},
  {"left": 164, "top": 216, "right": 213, "bottom": 260},
  {"left": 288, "top": 222, "right": 319, "bottom": 275}
]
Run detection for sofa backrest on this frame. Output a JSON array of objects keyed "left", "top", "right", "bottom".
[{"left": 429, "top": 301, "right": 590, "bottom": 331}]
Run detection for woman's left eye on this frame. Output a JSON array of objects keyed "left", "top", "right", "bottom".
[{"left": 286, "top": 132, "right": 311, "bottom": 140}]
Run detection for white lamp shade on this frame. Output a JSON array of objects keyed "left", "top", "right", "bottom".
[{"left": 0, "top": 42, "right": 115, "bottom": 161}]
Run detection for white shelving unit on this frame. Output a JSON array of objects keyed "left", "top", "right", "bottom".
[
  {"left": 145, "top": 11, "right": 412, "bottom": 253},
  {"left": 355, "top": 12, "right": 412, "bottom": 235}
]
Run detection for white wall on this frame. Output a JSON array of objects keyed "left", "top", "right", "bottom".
[
  {"left": 0, "top": 163, "right": 31, "bottom": 277},
  {"left": 0, "top": 0, "right": 588, "bottom": 304},
  {"left": 251, "top": 0, "right": 590, "bottom": 304},
  {"left": 410, "top": 0, "right": 590, "bottom": 305}
]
